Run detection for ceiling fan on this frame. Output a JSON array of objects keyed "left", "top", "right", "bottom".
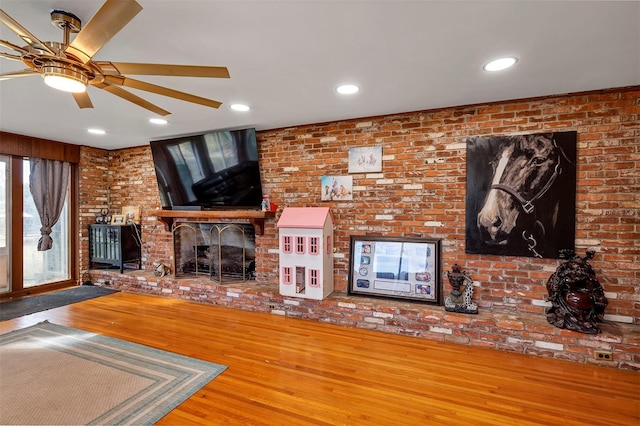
[{"left": 0, "top": 0, "right": 230, "bottom": 116}]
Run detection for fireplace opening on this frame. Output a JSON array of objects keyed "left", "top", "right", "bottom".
[{"left": 173, "top": 222, "right": 255, "bottom": 283}]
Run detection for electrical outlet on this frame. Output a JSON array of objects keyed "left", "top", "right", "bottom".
[
  {"left": 594, "top": 350, "right": 613, "bottom": 361},
  {"left": 268, "top": 303, "right": 276, "bottom": 310}
]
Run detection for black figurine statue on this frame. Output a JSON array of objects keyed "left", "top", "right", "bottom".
[
  {"left": 546, "top": 250, "right": 608, "bottom": 334},
  {"left": 444, "top": 264, "right": 478, "bottom": 314}
]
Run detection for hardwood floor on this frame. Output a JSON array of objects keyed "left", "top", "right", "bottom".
[{"left": 1, "top": 291, "right": 638, "bottom": 425}]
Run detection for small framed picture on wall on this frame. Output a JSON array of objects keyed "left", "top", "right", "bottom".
[
  {"left": 348, "top": 146, "right": 382, "bottom": 173},
  {"left": 321, "top": 175, "right": 353, "bottom": 201}
]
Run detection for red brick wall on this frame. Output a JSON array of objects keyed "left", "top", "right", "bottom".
[
  {"left": 78, "top": 147, "right": 110, "bottom": 273},
  {"left": 78, "top": 147, "right": 172, "bottom": 272},
  {"left": 107, "top": 149, "right": 171, "bottom": 266},
  {"left": 81, "top": 88, "right": 640, "bottom": 323},
  {"left": 257, "top": 88, "right": 639, "bottom": 323},
  {"left": 83, "top": 87, "right": 639, "bottom": 323}
]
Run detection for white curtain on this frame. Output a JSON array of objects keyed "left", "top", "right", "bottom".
[{"left": 29, "top": 158, "right": 70, "bottom": 251}]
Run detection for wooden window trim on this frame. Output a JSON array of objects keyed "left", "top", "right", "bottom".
[{"left": 1, "top": 143, "right": 79, "bottom": 299}]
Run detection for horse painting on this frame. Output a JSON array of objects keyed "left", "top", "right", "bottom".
[{"left": 465, "top": 132, "right": 576, "bottom": 258}]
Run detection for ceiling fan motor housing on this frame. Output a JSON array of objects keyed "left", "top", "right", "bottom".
[{"left": 41, "top": 63, "right": 90, "bottom": 85}]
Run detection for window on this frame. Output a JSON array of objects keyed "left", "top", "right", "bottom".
[
  {"left": 296, "top": 236, "right": 306, "bottom": 254},
  {"left": 0, "top": 156, "right": 8, "bottom": 293},
  {"left": 282, "top": 236, "right": 292, "bottom": 253},
  {"left": 326, "top": 235, "right": 332, "bottom": 254},
  {"left": 282, "top": 266, "right": 292, "bottom": 284},
  {"left": 309, "top": 269, "right": 320, "bottom": 287},
  {"left": 23, "top": 159, "right": 70, "bottom": 287},
  {"left": 0, "top": 137, "right": 78, "bottom": 297},
  {"left": 309, "top": 237, "right": 319, "bottom": 255}
]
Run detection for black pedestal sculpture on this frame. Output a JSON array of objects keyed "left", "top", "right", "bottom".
[
  {"left": 444, "top": 264, "right": 478, "bottom": 314},
  {"left": 546, "top": 250, "right": 608, "bottom": 334}
]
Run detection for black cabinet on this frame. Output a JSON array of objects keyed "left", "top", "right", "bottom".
[{"left": 89, "top": 224, "right": 141, "bottom": 273}]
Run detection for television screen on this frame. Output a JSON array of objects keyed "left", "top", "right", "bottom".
[{"left": 150, "top": 128, "right": 263, "bottom": 210}]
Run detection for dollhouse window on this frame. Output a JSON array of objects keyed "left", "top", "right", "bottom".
[
  {"left": 326, "top": 235, "right": 332, "bottom": 254},
  {"left": 282, "top": 236, "right": 292, "bottom": 253},
  {"left": 309, "top": 269, "right": 320, "bottom": 287},
  {"left": 282, "top": 266, "right": 292, "bottom": 284},
  {"left": 309, "top": 237, "right": 319, "bottom": 255},
  {"left": 296, "top": 236, "right": 306, "bottom": 254}
]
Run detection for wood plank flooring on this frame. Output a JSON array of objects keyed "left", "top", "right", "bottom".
[{"left": 1, "top": 291, "right": 638, "bottom": 425}]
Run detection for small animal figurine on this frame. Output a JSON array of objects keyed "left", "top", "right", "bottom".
[
  {"left": 153, "top": 260, "right": 171, "bottom": 277},
  {"left": 444, "top": 264, "right": 478, "bottom": 314}
]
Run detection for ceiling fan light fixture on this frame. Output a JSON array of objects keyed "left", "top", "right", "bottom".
[{"left": 42, "top": 64, "right": 88, "bottom": 93}]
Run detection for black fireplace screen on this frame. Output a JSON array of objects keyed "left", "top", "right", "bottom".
[{"left": 173, "top": 223, "right": 255, "bottom": 283}]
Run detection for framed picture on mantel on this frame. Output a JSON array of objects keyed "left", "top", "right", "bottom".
[
  {"left": 348, "top": 235, "right": 442, "bottom": 304},
  {"left": 110, "top": 214, "right": 125, "bottom": 225}
]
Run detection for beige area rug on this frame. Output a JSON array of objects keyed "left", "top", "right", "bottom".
[{"left": 0, "top": 321, "right": 227, "bottom": 425}]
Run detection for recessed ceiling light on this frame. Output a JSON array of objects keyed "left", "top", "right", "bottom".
[
  {"left": 149, "top": 118, "right": 168, "bottom": 125},
  {"left": 230, "top": 104, "right": 250, "bottom": 112},
  {"left": 336, "top": 84, "right": 360, "bottom": 95},
  {"left": 483, "top": 57, "right": 518, "bottom": 72},
  {"left": 87, "top": 128, "right": 106, "bottom": 135}
]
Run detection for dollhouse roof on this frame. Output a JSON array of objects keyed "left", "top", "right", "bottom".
[{"left": 277, "top": 207, "right": 333, "bottom": 229}]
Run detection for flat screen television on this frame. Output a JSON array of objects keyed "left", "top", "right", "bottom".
[{"left": 150, "top": 127, "right": 263, "bottom": 210}]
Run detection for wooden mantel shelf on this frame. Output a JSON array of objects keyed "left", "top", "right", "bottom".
[{"left": 150, "top": 210, "right": 276, "bottom": 235}]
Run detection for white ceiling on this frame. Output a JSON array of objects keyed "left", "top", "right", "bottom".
[{"left": 0, "top": 1, "right": 638, "bottom": 150}]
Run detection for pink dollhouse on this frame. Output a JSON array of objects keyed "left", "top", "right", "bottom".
[{"left": 276, "top": 207, "right": 334, "bottom": 300}]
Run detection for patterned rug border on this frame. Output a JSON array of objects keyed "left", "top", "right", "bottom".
[{"left": 0, "top": 321, "right": 227, "bottom": 425}]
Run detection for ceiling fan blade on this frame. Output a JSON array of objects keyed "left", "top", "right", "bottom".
[
  {"left": 104, "top": 75, "right": 222, "bottom": 109},
  {"left": 65, "top": 0, "right": 142, "bottom": 65},
  {"left": 0, "top": 51, "right": 24, "bottom": 61},
  {"left": 72, "top": 91, "right": 93, "bottom": 109},
  {"left": 97, "top": 83, "right": 171, "bottom": 116},
  {"left": 0, "top": 39, "right": 28, "bottom": 54},
  {"left": 0, "top": 69, "right": 38, "bottom": 80},
  {"left": 0, "top": 9, "right": 56, "bottom": 55},
  {"left": 96, "top": 62, "right": 230, "bottom": 78}
]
